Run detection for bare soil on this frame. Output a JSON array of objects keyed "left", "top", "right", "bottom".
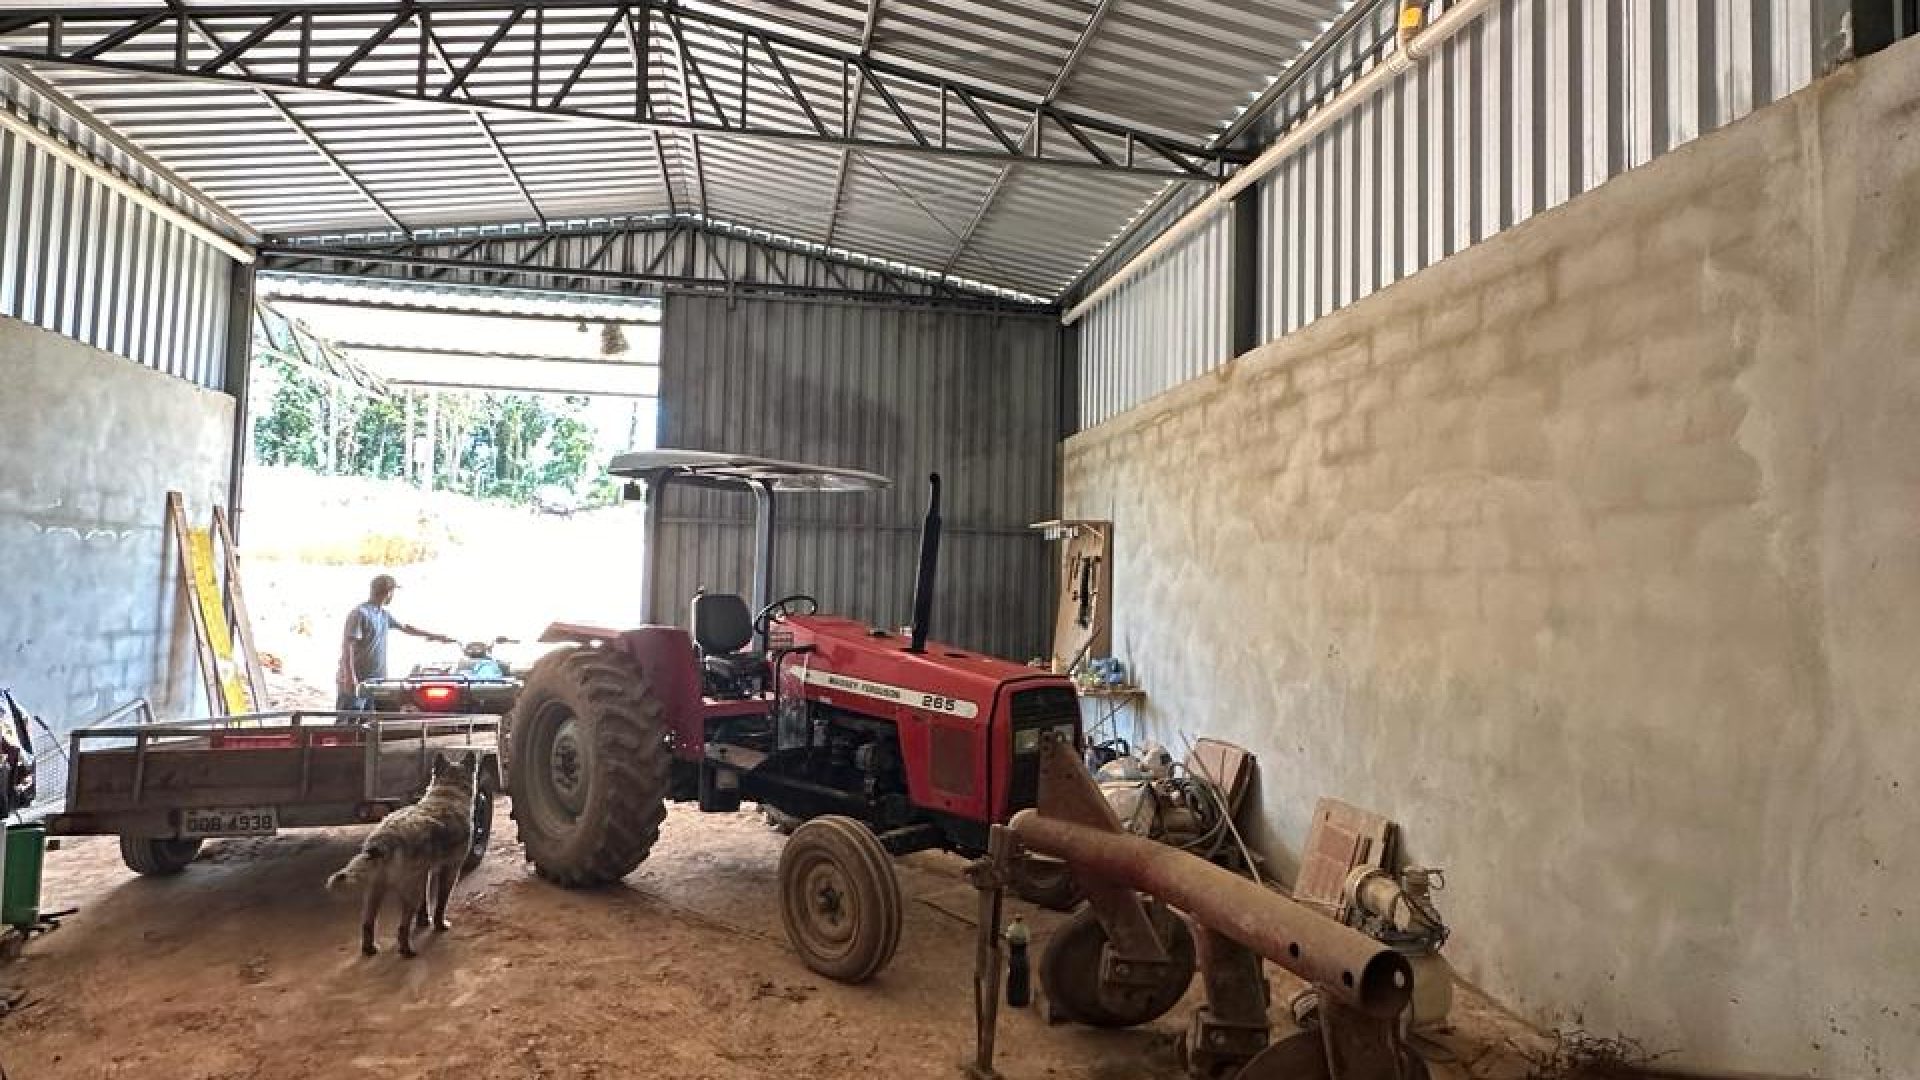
[{"left": 0, "top": 797, "right": 1546, "bottom": 1080}]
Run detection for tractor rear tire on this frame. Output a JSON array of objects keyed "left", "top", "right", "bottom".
[
  {"left": 778, "top": 815, "right": 902, "bottom": 983},
  {"left": 120, "top": 835, "right": 202, "bottom": 876},
  {"left": 507, "top": 646, "right": 669, "bottom": 887},
  {"left": 1039, "top": 902, "right": 1195, "bottom": 1028}
]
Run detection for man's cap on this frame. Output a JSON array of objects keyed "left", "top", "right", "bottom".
[{"left": 370, "top": 573, "right": 399, "bottom": 591}]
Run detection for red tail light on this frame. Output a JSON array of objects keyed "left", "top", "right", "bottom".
[{"left": 415, "top": 684, "right": 459, "bottom": 710}]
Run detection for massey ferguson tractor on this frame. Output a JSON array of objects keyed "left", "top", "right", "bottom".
[{"left": 502, "top": 451, "right": 1081, "bottom": 982}]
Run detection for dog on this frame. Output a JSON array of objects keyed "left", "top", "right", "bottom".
[{"left": 327, "top": 750, "right": 478, "bottom": 957}]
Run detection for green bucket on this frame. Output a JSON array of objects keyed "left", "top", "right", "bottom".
[{"left": 3, "top": 823, "right": 46, "bottom": 928}]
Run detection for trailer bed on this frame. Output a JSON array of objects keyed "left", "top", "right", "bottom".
[{"left": 48, "top": 703, "right": 498, "bottom": 839}]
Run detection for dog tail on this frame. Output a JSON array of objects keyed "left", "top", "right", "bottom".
[{"left": 326, "top": 845, "right": 384, "bottom": 891}]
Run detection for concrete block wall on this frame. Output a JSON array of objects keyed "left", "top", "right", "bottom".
[
  {"left": 1063, "top": 40, "right": 1920, "bottom": 1078},
  {"left": 0, "top": 317, "right": 233, "bottom": 732}
]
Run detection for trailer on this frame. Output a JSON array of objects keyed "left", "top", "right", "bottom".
[{"left": 46, "top": 702, "right": 500, "bottom": 876}]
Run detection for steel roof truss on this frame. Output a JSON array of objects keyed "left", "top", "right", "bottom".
[{"left": 0, "top": 3, "right": 1242, "bottom": 181}]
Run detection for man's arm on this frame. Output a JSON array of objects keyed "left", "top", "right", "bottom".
[
  {"left": 396, "top": 619, "right": 456, "bottom": 645},
  {"left": 338, "top": 613, "right": 362, "bottom": 691}
]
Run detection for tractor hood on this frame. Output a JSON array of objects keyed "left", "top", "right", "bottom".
[{"left": 780, "top": 615, "right": 1063, "bottom": 713}]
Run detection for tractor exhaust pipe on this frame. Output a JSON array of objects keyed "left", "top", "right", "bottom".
[{"left": 907, "top": 473, "right": 942, "bottom": 653}]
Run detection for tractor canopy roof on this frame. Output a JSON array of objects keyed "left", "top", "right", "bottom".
[{"left": 608, "top": 450, "right": 890, "bottom": 493}]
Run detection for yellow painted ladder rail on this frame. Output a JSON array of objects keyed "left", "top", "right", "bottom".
[{"left": 165, "top": 492, "right": 265, "bottom": 717}]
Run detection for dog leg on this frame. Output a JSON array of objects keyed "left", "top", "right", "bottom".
[
  {"left": 394, "top": 885, "right": 418, "bottom": 958},
  {"left": 360, "top": 878, "right": 384, "bottom": 956},
  {"left": 432, "top": 865, "right": 456, "bottom": 931}
]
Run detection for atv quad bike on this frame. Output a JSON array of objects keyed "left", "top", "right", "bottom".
[
  {"left": 361, "top": 636, "right": 521, "bottom": 716},
  {"left": 502, "top": 451, "right": 1082, "bottom": 983}
]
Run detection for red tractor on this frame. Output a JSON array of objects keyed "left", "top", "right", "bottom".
[{"left": 502, "top": 451, "right": 1081, "bottom": 981}]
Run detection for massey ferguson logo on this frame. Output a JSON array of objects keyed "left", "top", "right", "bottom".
[{"left": 801, "top": 668, "right": 979, "bottom": 719}]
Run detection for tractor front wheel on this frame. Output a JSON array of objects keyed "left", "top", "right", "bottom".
[
  {"left": 778, "top": 816, "right": 902, "bottom": 983},
  {"left": 508, "top": 646, "right": 669, "bottom": 887}
]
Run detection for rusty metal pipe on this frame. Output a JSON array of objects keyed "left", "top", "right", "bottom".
[{"left": 1009, "top": 811, "right": 1412, "bottom": 1017}]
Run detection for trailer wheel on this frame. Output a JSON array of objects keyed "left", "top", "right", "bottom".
[
  {"left": 1039, "top": 902, "right": 1195, "bottom": 1027},
  {"left": 778, "top": 816, "right": 902, "bottom": 983},
  {"left": 462, "top": 766, "right": 499, "bottom": 875},
  {"left": 508, "top": 646, "right": 668, "bottom": 887},
  {"left": 119, "top": 835, "right": 203, "bottom": 876}
]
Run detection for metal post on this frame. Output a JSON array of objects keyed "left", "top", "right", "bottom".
[
  {"left": 638, "top": 475, "right": 664, "bottom": 625},
  {"left": 751, "top": 480, "right": 776, "bottom": 645},
  {"left": 1230, "top": 184, "right": 1261, "bottom": 358},
  {"left": 222, "top": 259, "right": 258, "bottom": 543},
  {"left": 965, "top": 825, "right": 1013, "bottom": 1079}
]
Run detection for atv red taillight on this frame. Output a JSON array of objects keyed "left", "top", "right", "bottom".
[{"left": 415, "top": 684, "right": 459, "bottom": 710}]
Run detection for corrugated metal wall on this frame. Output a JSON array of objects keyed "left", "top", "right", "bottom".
[
  {"left": 1074, "top": 0, "right": 1836, "bottom": 424},
  {"left": 654, "top": 295, "right": 1065, "bottom": 661},
  {"left": 0, "top": 114, "right": 234, "bottom": 389},
  {"left": 1076, "top": 209, "right": 1231, "bottom": 429},
  {"left": 1261, "top": 0, "right": 1823, "bottom": 338}
]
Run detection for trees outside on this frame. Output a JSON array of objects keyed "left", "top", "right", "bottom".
[{"left": 251, "top": 356, "right": 609, "bottom": 505}]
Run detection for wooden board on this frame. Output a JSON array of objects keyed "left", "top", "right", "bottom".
[
  {"left": 186, "top": 525, "right": 255, "bottom": 714},
  {"left": 1032, "top": 520, "right": 1112, "bottom": 670},
  {"left": 1186, "top": 737, "right": 1254, "bottom": 816},
  {"left": 166, "top": 492, "right": 225, "bottom": 716},
  {"left": 212, "top": 507, "right": 268, "bottom": 714},
  {"left": 1293, "top": 797, "right": 1394, "bottom": 918}
]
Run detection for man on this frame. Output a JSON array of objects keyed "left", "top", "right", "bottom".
[{"left": 336, "top": 574, "right": 454, "bottom": 714}]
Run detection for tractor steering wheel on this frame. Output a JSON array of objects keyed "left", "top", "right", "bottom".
[{"left": 754, "top": 594, "right": 818, "bottom": 636}]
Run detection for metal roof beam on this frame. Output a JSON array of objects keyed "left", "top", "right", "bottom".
[
  {"left": 258, "top": 242, "right": 1049, "bottom": 312},
  {"left": 156, "top": 0, "right": 407, "bottom": 233},
  {"left": 262, "top": 216, "right": 1051, "bottom": 309},
  {"left": 415, "top": 12, "right": 546, "bottom": 228},
  {"left": 818, "top": 0, "right": 878, "bottom": 247},
  {"left": 0, "top": 2, "right": 1245, "bottom": 181},
  {"left": 0, "top": 61, "right": 262, "bottom": 243},
  {"left": 940, "top": 0, "right": 1115, "bottom": 275}
]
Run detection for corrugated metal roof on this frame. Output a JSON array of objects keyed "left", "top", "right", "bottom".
[{"left": 0, "top": 0, "right": 1355, "bottom": 298}]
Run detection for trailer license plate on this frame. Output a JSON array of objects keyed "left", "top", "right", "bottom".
[{"left": 182, "top": 806, "right": 278, "bottom": 837}]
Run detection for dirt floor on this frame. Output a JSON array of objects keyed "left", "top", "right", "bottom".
[{"left": 0, "top": 796, "right": 1554, "bottom": 1080}]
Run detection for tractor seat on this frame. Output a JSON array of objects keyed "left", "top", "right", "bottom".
[{"left": 691, "top": 592, "right": 762, "bottom": 694}]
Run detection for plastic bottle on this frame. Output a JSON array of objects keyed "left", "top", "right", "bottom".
[{"left": 1004, "top": 915, "right": 1031, "bottom": 1008}]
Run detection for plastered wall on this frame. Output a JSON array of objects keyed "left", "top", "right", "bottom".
[
  {"left": 1064, "top": 41, "right": 1920, "bottom": 1078},
  {"left": 0, "top": 317, "right": 231, "bottom": 733}
]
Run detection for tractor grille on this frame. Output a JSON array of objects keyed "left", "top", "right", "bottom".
[{"left": 1005, "top": 685, "right": 1079, "bottom": 815}]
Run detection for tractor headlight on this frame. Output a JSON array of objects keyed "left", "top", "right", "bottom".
[
  {"left": 1053, "top": 722, "right": 1078, "bottom": 746},
  {"left": 1013, "top": 728, "right": 1041, "bottom": 755}
]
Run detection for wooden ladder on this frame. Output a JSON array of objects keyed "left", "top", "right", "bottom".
[{"left": 166, "top": 492, "right": 266, "bottom": 717}]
